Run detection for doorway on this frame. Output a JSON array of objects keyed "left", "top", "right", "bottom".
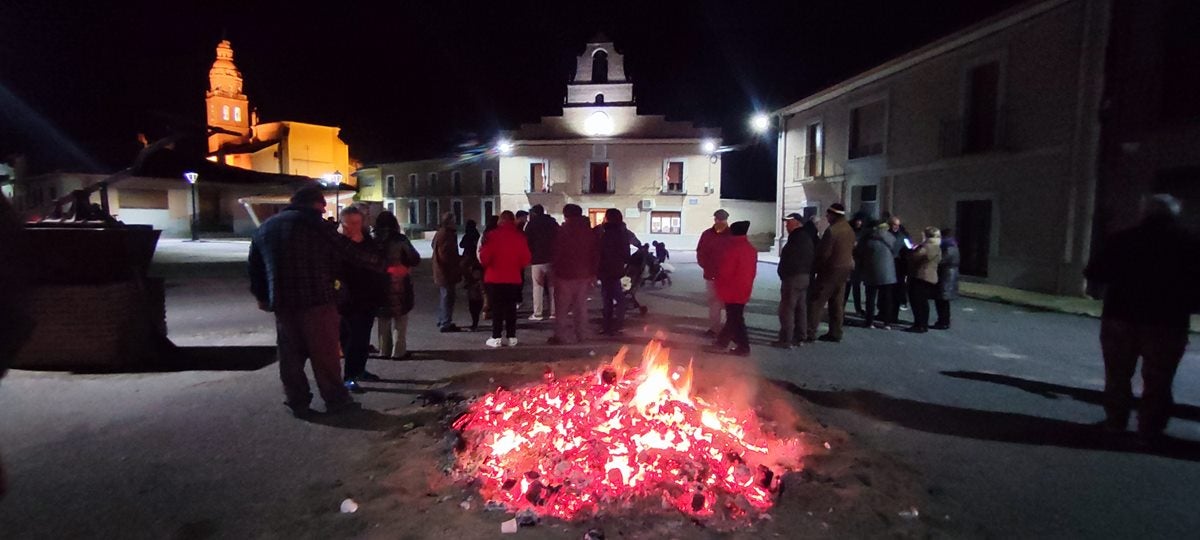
[{"left": 956, "top": 199, "right": 993, "bottom": 277}]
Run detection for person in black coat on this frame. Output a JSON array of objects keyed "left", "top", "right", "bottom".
[
  {"left": 596, "top": 209, "right": 636, "bottom": 336},
  {"left": 933, "top": 229, "right": 960, "bottom": 329},
  {"left": 336, "top": 207, "right": 386, "bottom": 393},
  {"left": 773, "top": 213, "right": 815, "bottom": 347}
]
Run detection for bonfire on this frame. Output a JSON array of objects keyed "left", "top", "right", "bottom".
[{"left": 452, "top": 340, "right": 805, "bottom": 524}]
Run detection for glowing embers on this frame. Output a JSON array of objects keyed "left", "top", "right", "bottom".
[{"left": 452, "top": 340, "right": 803, "bottom": 523}]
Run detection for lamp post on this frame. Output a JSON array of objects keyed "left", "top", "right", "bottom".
[{"left": 184, "top": 171, "right": 199, "bottom": 241}]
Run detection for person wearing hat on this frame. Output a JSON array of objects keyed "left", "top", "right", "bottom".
[
  {"left": 697, "top": 208, "right": 735, "bottom": 336},
  {"left": 713, "top": 220, "right": 757, "bottom": 356},
  {"left": 807, "top": 203, "right": 857, "bottom": 342},
  {"left": 773, "top": 212, "right": 815, "bottom": 348}
]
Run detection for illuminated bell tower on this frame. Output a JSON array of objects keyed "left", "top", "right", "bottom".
[{"left": 206, "top": 40, "right": 251, "bottom": 153}]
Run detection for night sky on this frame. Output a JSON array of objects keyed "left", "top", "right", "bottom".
[{"left": 1, "top": 0, "right": 1021, "bottom": 200}]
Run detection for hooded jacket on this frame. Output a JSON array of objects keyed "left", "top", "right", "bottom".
[
  {"left": 524, "top": 213, "right": 560, "bottom": 265},
  {"left": 553, "top": 215, "right": 598, "bottom": 280},
  {"left": 716, "top": 236, "right": 758, "bottom": 304},
  {"left": 479, "top": 221, "right": 531, "bottom": 284}
]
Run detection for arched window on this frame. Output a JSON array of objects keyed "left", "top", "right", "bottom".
[
  {"left": 595, "top": 94, "right": 605, "bottom": 104},
  {"left": 233, "top": 106, "right": 242, "bottom": 122},
  {"left": 591, "top": 50, "right": 608, "bottom": 83},
  {"left": 222, "top": 105, "right": 230, "bottom": 121}
]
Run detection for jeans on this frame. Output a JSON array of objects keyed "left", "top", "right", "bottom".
[
  {"left": 717, "top": 303, "right": 749, "bottom": 351},
  {"left": 844, "top": 273, "right": 863, "bottom": 314},
  {"left": 377, "top": 314, "right": 409, "bottom": 358},
  {"left": 864, "top": 285, "right": 894, "bottom": 326},
  {"left": 808, "top": 268, "right": 852, "bottom": 340},
  {"left": 437, "top": 285, "right": 457, "bottom": 328},
  {"left": 600, "top": 277, "right": 625, "bottom": 333},
  {"left": 705, "top": 279, "right": 724, "bottom": 333},
  {"left": 554, "top": 277, "right": 591, "bottom": 343},
  {"left": 486, "top": 284, "right": 520, "bottom": 339},
  {"left": 339, "top": 310, "right": 375, "bottom": 380},
  {"left": 531, "top": 263, "right": 555, "bottom": 318},
  {"left": 934, "top": 299, "right": 951, "bottom": 327},
  {"left": 778, "top": 274, "right": 810, "bottom": 343},
  {"left": 274, "top": 303, "right": 351, "bottom": 408},
  {"left": 1100, "top": 318, "right": 1188, "bottom": 435},
  {"left": 908, "top": 280, "right": 935, "bottom": 329}
]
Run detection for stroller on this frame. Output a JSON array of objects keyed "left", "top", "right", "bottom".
[
  {"left": 621, "top": 248, "right": 651, "bottom": 315},
  {"left": 643, "top": 259, "right": 673, "bottom": 288}
]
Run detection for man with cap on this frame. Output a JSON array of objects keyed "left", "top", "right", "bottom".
[
  {"left": 713, "top": 221, "right": 757, "bottom": 356},
  {"left": 773, "top": 212, "right": 815, "bottom": 348},
  {"left": 807, "top": 203, "right": 856, "bottom": 342},
  {"left": 696, "top": 208, "right": 735, "bottom": 336}
]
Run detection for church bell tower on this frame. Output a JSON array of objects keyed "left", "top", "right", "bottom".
[{"left": 206, "top": 40, "right": 251, "bottom": 153}]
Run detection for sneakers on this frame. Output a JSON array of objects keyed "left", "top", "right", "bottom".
[
  {"left": 505, "top": 337, "right": 519, "bottom": 347},
  {"left": 344, "top": 380, "right": 366, "bottom": 394},
  {"left": 284, "top": 402, "right": 316, "bottom": 419},
  {"left": 769, "top": 340, "right": 795, "bottom": 350},
  {"left": 529, "top": 315, "right": 545, "bottom": 321},
  {"left": 873, "top": 322, "right": 892, "bottom": 330},
  {"left": 931, "top": 323, "right": 950, "bottom": 330},
  {"left": 904, "top": 326, "right": 928, "bottom": 334},
  {"left": 729, "top": 347, "right": 751, "bottom": 357},
  {"left": 817, "top": 334, "right": 841, "bottom": 343},
  {"left": 440, "top": 324, "right": 462, "bottom": 333},
  {"left": 485, "top": 337, "right": 503, "bottom": 348}
]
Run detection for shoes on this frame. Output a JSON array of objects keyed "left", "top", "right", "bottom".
[
  {"left": 440, "top": 324, "right": 461, "bottom": 333},
  {"left": 325, "top": 400, "right": 362, "bottom": 415},
  {"left": 904, "top": 326, "right": 928, "bottom": 334},
  {"left": 817, "top": 334, "right": 841, "bottom": 343},
  {"left": 395, "top": 352, "right": 413, "bottom": 360},
  {"left": 899, "top": 305, "right": 909, "bottom": 311},
  {"left": 284, "top": 402, "right": 316, "bottom": 419},
  {"left": 529, "top": 315, "right": 545, "bottom": 321},
  {"left": 357, "top": 371, "right": 381, "bottom": 382},
  {"left": 872, "top": 322, "right": 892, "bottom": 330},
  {"left": 546, "top": 336, "right": 563, "bottom": 345},
  {"left": 344, "top": 380, "right": 366, "bottom": 394},
  {"left": 802, "top": 336, "right": 816, "bottom": 343},
  {"left": 769, "top": 340, "right": 795, "bottom": 350},
  {"left": 504, "top": 337, "right": 519, "bottom": 347},
  {"left": 730, "top": 347, "right": 751, "bottom": 357},
  {"left": 549, "top": 315, "right": 557, "bottom": 320},
  {"left": 367, "top": 344, "right": 379, "bottom": 354},
  {"left": 703, "top": 329, "right": 718, "bottom": 338},
  {"left": 931, "top": 323, "right": 950, "bottom": 330},
  {"left": 485, "top": 337, "right": 503, "bottom": 348}
]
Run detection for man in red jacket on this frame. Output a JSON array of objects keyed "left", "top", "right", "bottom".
[
  {"left": 479, "top": 211, "right": 532, "bottom": 348},
  {"left": 549, "top": 204, "right": 598, "bottom": 344},
  {"left": 712, "top": 221, "right": 757, "bottom": 356},
  {"left": 696, "top": 209, "right": 734, "bottom": 336}
]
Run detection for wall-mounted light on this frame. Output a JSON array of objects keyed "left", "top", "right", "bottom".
[
  {"left": 497, "top": 140, "right": 514, "bottom": 155},
  {"left": 701, "top": 139, "right": 717, "bottom": 154},
  {"left": 584, "top": 111, "right": 614, "bottom": 136},
  {"left": 750, "top": 113, "right": 771, "bottom": 134}
]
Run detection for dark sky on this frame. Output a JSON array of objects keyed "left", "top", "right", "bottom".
[{"left": 1, "top": 0, "right": 1021, "bottom": 200}]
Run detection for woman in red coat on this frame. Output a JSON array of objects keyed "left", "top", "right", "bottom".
[
  {"left": 479, "top": 211, "right": 532, "bottom": 348},
  {"left": 713, "top": 221, "right": 757, "bottom": 356}
]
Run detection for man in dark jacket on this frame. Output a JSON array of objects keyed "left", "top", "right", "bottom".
[
  {"left": 886, "top": 214, "right": 912, "bottom": 323},
  {"left": 933, "top": 229, "right": 960, "bottom": 330},
  {"left": 696, "top": 209, "right": 734, "bottom": 336},
  {"left": 431, "top": 212, "right": 462, "bottom": 332},
  {"left": 335, "top": 206, "right": 385, "bottom": 393},
  {"left": 249, "top": 186, "right": 401, "bottom": 417},
  {"left": 807, "top": 203, "right": 857, "bottom": 342},
  {"left": 1084, "top": 194, "right": 1200, "bottom": 443},
  {"left": 524, "top": 204, "right": 560, "bottom": 321},
  {"left": 773, "top": 213, "right": 815, "bottom": 348},
  {"left": 597, "top": 209, "right": 634, "bottom": 336},
  {"left": 550, "top": 204, "right": 598, "bottom": 344}
]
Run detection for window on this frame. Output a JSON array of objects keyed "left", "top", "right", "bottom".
[
  {"left": 663, "top": 161, "right": 684, "bottom": 193},
  {"left": 591, "top": 49, "right": 608, "bottom": 83},
  {"left": 426, "top": 199, "right": 440, "bottom": 225},
  {"left": 408, "top": 199, "right": 420, "bottom": 225},
  {"left": 222, "top": 105, "right": 230, "bottom": 121},
  {"left": 964, "top": 61, "right": 1000, "bottom": 153},
  {"left": 595, "top": 94, "right": 605, "bottom": 104},
  {"left": 408, "top": 173, "right": 418, "bottom": 194},
  {"left": 1163, "top": 0, "right": 1200, "bottom": 120},
  {"left": 587, "top": 161, "right": 611, "bottom": 194},
  {"left": 956, "top": 199, "right": 993, "bottom": 277},
  {"left": 385, "top": 175, "right": 396, "bottom": 198},
  {"left": 451, "top": 171, "right": 462, "bottom": 195},
  {"left": 588, "top": 208, "right": 608, "bottom": 228},
  {"left": 528, "top": 162, "right": 547, "bottom": 193},
  {"left": 118, "top": 189, "right": 169, "bottom": 210},
  {"left": 805, "top": 122, "right": 823, "bottom": 178},
  {"left": 848, "top": 101, "right": 886, "bottom": 159},
  {"left": 482, "top": 199, "right": 495, "bottom": 220},
  {"left": 650, "top": 211, "right": 682, "bottom": 234},
  {"left": 851, "top": 184, "right": 880, "bottom": 221},
  {"left": 452, "top": 199, "right": 463, "bottom": 226},
  {"left": 386, "top": 201, "right": 395, "bottom": 214},
  {"left": 233, "top": 106, "right": 242, "bottom": 123},
  {"left": 483, "top": 170, "right": 495, "bottom": 195},
  {"left": 48, "top": 186, "right": 58, "bottom": 201},
  {"left": 428, "top": 172, "right": 438, "bottom": 190}
]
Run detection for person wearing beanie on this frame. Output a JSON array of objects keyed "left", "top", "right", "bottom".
[
  {"left": 807, "top": 203, "right": 857, "bottom": 343},
  {"left": 697, "top": 208, "right": 735, "bottom": 336},
  {"left": 712, "top": 220, "right": 757, "bottom": 356},
  {"left": 905, "top": 226, "right": 942, "bottom": 333},
  {"left": 774, "top": 212, "right": 815, "bottom": 348}
]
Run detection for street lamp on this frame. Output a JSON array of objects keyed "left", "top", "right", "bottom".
[
  {"left": 497, "top": 140, "right": 514, "bottom": 155},
  {"left": 750, "top": 113, "right": 771, "bottom": 134},
  {"left": 184, "top": 171, "right": 199, "bottom": 241},
  {"left": 701, "top": 139, "right": 717, "bottom": 154},
  {"left": 323, "top": 171, "right": 344, "bottom": 220}
]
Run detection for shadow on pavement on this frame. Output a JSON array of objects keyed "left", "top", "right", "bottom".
[
  {"left": 302, "top": 407, "right": 443, "bottom": 432},
  {"left": 406, "top": 346, "right": 614, "bottom": 363},
  {"left": 942, "top": 370, "right": 1200, "bottom": 423},
  {"left": 771, "top": 380, "right": 1200, "bottom": 462},
  {"left": 55, "top": 344, "right": 277, "bottom": 374}
]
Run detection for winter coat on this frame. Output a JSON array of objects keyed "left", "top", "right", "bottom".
[
  {"left": 1084, "top": 217, "right": 1200, "bottom": 329},
  {"left": 597, "top": 222, "right": 634, "bottom": 280},
  {"left": 479, "top": 222, "right": 531, "bottom": 284},
  {"left": 460, "top": 227, "right": 480, "bottom": 255},
  {"left": 937, "top": 238, "right": 961, "bottom": 301},
  {"left": 777, "top": 227, "right": 815, "bottom": 279},
  {"left": 431, "top": 225, "right": 461, "bottom": 286},
  {"left": 375, "top": 229, "right": 421, "bottom": 317},
  {"left": 553, "top": 215, "right": 599, "bottom": 280},
  {"left": 908, "top": 237, "right": 942, "bottom": 285},
  {"left": 524, "top": 213, "right": 560, "bottom": 265},
  {"left": 461, "top": 251, "right": 485, "bottom": 301},
  {"left": 856, "top": 229, "right": 898, "bottom": 286},
  {"left": 716, "top": 237, "right": 758, "bottom": 304},
  {"left": 697, "top": 226, "right": 736, "bottom": 280},
  {"left": 814, "top": 217, "right": 856, "bottom": 274},
  {"left": 336, "top": 236, "right": 387, "bottom": 315}
]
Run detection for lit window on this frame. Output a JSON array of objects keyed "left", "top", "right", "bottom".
[
  {"left": 222, "top": 105, "right": 230, "bottom": 121},
  {"left": 664, "top": 161, "right": 684, "bottom": 193},
  {"left": 233, "top": 106, "right": 242, "bottom": 122},
  {"left": 650, "top": 211, "right": 682, "bottom": 234}
]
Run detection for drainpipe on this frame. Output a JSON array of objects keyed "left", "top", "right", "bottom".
[{"left": 775, "top": 114, "right": 788, "bottom": 254}]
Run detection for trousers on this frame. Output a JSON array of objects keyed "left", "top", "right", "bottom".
[
  {"left": 705, "top": 279, "right": 724, "bottom": 333},
  {"left": 1100, "top": 318, "right": 1188, "bottom": 435},
  {"left": 553, "top": 277, "right": 591, "bottom": 343},
  {"left": 486, "top": 283, "right": 520, "bottom": 339},
  {"left": 600, "top": 277, "right": 625, "bottom": 333},
  {"left": 718, "top": 303, "right": 749, "bottom": 351},
  {"left": 274, "top": 303, "right": 351, "bottom": 408},
  {"left": 376, "top": 313, "right": 409, "bottom": 358},
  {"left": 808, "top": 268, "right": 852, "bottom": 339},
  {"left": 778, "top": 274, "right": 810, "bottom": 343},
  {"left": 531, "top": 263, "right": 556, "bottom": 318}
]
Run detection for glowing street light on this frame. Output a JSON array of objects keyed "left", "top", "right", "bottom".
[
  {"left": 701, "top": 139, "right": 717, "bottom": 154},
  {"left": 750, "top": 113, "right": 771, "bottom": 134},
  {"left": 322, "top": 171, "right": 344, "bottom": 220},
  {"left": 184, "top": 171, "right": 199, "bottom": 241},
  {"left": 497, "top": 140, "right": 514, "bottom": 155}
]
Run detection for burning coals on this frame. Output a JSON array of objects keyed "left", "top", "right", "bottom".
[{"left": 451, "top": 340, "right": 805, "bottom": 524}]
